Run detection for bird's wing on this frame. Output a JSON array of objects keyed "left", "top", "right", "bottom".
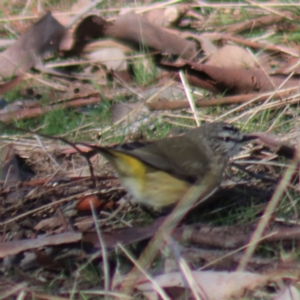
[{"left": 116, "top": 135, "right": 211, "bottom": 183}]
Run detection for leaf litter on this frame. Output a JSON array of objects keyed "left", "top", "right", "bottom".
[{"left": 1, "top": 1, "right": 300, "bottom": 299}]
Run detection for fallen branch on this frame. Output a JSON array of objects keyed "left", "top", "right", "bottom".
[
  {"left": 146, "top": 87, "right": 299, "bottom": 111},
  {"left": 0, "top": 96, "right": 101, "bottom": 123}
]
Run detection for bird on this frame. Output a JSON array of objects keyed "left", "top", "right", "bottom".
[{"left": 84, "top": 122, "right": 255, "bottom": 210}]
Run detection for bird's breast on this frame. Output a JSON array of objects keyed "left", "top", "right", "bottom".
[{"left": 121, "top": 170, "right": 191, "bottom": 209}]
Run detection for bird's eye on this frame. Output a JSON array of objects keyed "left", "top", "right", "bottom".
[
  {"left": 223, "top": 124, "right": 239, "bottom": 134},
  {"left": 223, "top": 136, "right": 231, "bottom": 142}
]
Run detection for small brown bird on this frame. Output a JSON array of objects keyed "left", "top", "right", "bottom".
[{"left": 87, "top": 122, "right": 255, "bottom": 209}]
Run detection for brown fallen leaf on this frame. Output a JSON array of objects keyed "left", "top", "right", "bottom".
[
  {"left": 0, "top": 12, "right": 67, "bottom": 79},
  {"left": 64, "top": 12, "right": 202, "bottom": 78},
  {"left": 160, "top": 60, "right": 300, "bottom": 94},
  {"left": 105, "top": 12, "right": 197, "bottom": 60},
  {"left": 205, "top": 44, "right": 257, "bottom": 69},
  {"left": 196, "top": 35, "right": 257, "bottom": 69}
]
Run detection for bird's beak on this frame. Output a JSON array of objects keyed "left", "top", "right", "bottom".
[{"left": 240, "top": 134, "right": 259, "bottom": 142}]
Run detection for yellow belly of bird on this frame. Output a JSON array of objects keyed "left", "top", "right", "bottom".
[
  {"left": 105, "top": 150, "right": 191, "bottom": 209},
  {"left": 121, "top": 170, "right": 191, "bottom": 209}
]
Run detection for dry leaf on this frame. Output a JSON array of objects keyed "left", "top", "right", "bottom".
[
  {"left": 160, "top": 60, "right": 300, "bottom": 94},
  {"left": 0, "top": 12, "right": 67, "bottom": 79},
  {"left": 84, "top": 47, "right": 127, "bottom": 71},
  {"left": 206, "top": 44, "right": 257, "bottom": 69},
  {"left": 105, "top": 12, "right": 197, "bottom": 60},
  {"left": 137, "top": 271, "right": 269, "bottom": 300}
]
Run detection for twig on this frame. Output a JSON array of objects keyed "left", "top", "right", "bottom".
[
  {"left": 246, "top": 0, "right": 293, "bottom": 20},
  {"left": 146, "top": 87, "right": 299, "bottom": 111},
  {"left": 179, "top": 70, "right": 200, "bottom": 127},
  {"left": 90, "top": 201, "right": 110, "bottom": 295}
]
